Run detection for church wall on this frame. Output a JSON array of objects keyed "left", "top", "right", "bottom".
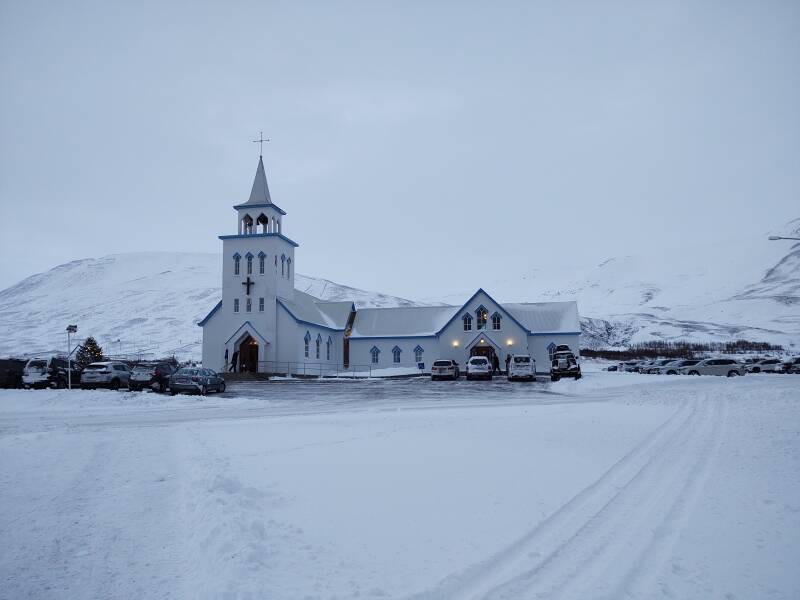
[
  {"left": 200, "top": 307, "right": 226, "bottom": 372},
  {"left": 348, "top": 337, "right": 439, "bottom": 371}
]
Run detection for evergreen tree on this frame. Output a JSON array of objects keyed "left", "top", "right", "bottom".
[{"left": 76, "top": 337, "right": 104, "bottom": 368}]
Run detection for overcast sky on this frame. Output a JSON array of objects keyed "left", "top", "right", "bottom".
[{"left": 1, "top": 0, "right": 798, "bottom": 299}]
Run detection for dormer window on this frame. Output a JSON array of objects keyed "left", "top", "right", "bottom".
[{"left": 476, "top": 305, "right": 488, "bottom": 330}]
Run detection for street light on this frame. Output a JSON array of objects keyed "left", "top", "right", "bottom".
[
  {"left": 66, "top": 324, "right": 77, "bottom": 390},
  {"left": 768, "top": 235, "right": 800, "bottom": 241}
]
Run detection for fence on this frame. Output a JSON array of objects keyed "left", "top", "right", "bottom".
[{"left": 224, "top": 360, "right": 425, "bottom": 378}]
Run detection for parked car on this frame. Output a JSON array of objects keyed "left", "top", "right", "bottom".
[
  {"left": 679, "top": 358, "right": 746, "bottom": 377},
  {"left": 746, "top": 358, "right": 784, "bottom": 373},
  {"left": 551, "top": 351, "right": 581, "bottom": 381},
  {"left": 169, "top": 368, "right": 226, "bottom": 395},
  {"left": 657, "top": 359, "right": 700, "bottom": 375},
  {"left": 465, "top": 356, "right": 492, "bottom": 381},
  {"left": 80, "top": 361, "right": 130, "bottom": 389},
  {"left": 552, "top": 344, "right": 573, "bottom": 355},
  {"left": 22, "top": 356, "right": 81, "bottom": 389},
  {"left": 622, "top": 361, "right": 640, "bottom": 372},
  {"left": 606, "top": 364, "right": 618, "bottom": 372},
  {"left": 782, "top": 357, "right": 800, "bottom": 374},
  {"left": 642, "top": 359, "right": 676, "bottom": 374},
  {"left": 431, "top": 359, "right": 460, "bottom": 381},
  {"left": 129, "top": 362, "right": 176, "bottom": 392},
  {"left": 507, "top": 354, "right": 536, "bottom": 381},
  {"left": 637, "top": 360, "right": 656, "bottom": 374},
  {"left": 0, "top": 358, "right": 26, "bottom": 389}
]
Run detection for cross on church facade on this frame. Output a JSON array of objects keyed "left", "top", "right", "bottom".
[
  {"left": 252, "top": 131, "right": 269, "bottom": 156},
  {"left": 242, "top": 276, "right": 254, "bottom": 295}
]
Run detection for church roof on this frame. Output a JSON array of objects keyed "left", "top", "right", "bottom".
[
  {"left": 350, "top": 305, "right": 459, "bottom": 338},
  {"left": 246, "top": 156, "right": 271, "bottom": 204},
  {"left": 503, "top": 301, "right": 580, "bottom": 334},
  {"left": 278, "top": 291, "right": 353, "bottom": 331}
]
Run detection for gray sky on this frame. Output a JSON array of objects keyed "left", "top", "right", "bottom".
[{"left": 1, "top": 0, "right": 798, "bottom": 299}]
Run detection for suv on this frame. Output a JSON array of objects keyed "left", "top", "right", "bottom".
[
  {"left": 431, "top": 359, "right": 460, "bottom": 381},
  {"left": 746, "top": 358, "right": 783, "bottom": 374},
  {"left": 782, "top": 357, "right": 800, "bottom": 374},
  {"left": 129, "top": 362, "right": 176, "bottom": 392},
  {"left": 465, "top": 356, "right": 492, "bottom": 381},
  {"left": 657, "top": 359, "right": 700, "bottom": 375},
  {"left": 80, "top": 361, "right": 131, "bottom": 389},
  {"left": 22, "top": 356, "right": 81, "bottom": 389},
  {"left": 551, "top": 351, "right": 581, "bottom": 381},
  {"left": 507, "top": 354, "right": 536, "bottom": 381},
  {"left": 680, "top": 358, "right": 745, "bottom": 377}
]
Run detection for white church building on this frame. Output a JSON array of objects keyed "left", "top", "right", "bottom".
[{"left": 199, "top": 156, "right": 580, "bottom": 375}]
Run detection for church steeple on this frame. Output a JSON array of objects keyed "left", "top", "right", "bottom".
[{"left": 245, "top": 156, "right": 272, "bottom": 205}]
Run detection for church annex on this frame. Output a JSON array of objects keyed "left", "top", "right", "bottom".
[{"left": 199, "top": 156, "right": 580, "bottom": 374}]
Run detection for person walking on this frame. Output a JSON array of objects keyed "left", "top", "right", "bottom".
[
  {"left": 492, "top": 354, "right": 500, "bottom": 375},
  {"left": 505, "top": 354, "right": 511, "bottom": 374},
  {"left": 229, "top": 350, "right": 239, "bottom": 372}
]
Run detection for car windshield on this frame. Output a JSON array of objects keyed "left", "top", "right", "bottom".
[
  {"left": 85, "top": 364, "right": 108, "bottom": 370},
  {"left": 177, "top": 369, "right": 199, "bottom": 376},
  {"left": 433, "top": 361, "right": 452, "bottom": 367},
  {"left": 28, "top": 360, "right": 47, "bottom": 369},
  {"left": 513, "top": 356, "right": 530, "bottom": 363},
  {"left": 470, "top": 358, "right": 488, "bottom": 365},
  {"left": 133, "top": 365, "right": 154, "bottom": 372}
]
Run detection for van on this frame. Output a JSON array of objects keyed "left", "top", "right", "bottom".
[{"left": 507, "top": 354, "right": 536, "bottom": 381}]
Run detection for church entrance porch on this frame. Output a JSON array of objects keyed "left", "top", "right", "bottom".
[
  {"left": 237, "top": 335, "right": 259, "bottom": 373},
  {"left": 467, "top": 334, "right": 501, "bottom": 374}
]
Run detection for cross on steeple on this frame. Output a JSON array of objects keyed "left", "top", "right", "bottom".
[
  {"left": 252, "top": 131, "right": 269, "bottom": 157},
  {"left": 242, "top": 276, "right": 254, "bottom": 295}
]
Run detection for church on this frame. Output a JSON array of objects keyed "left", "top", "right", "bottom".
[{"left": 199, "top": 156, "right": 580, "bottom": 375}]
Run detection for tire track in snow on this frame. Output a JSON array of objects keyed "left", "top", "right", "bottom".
[{"left": 405, "top": 397, "right": 709, "bottom": 600}]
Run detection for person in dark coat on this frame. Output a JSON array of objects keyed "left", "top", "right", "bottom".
[
  {"left": 505, "top": 354, "right": 511, "bottom": 374},
  {"left": 492, "top": 354, "right": 500, "bottom": 375},
  {"left": 229, "top": 350, "right": 239, "bottom": 372}
]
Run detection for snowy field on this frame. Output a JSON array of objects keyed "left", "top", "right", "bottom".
[{"left": 1, "top": 373, "right": 798, "bottom": 599}]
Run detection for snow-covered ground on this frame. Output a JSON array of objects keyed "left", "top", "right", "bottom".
[{"left": 1, "top": 373, "right": 798, "bottom": 599}]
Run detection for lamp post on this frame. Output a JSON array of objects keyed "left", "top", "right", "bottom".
[
  {"left": 66, "top": 324, "right": 77, "bottom": 390},
  {"left": 768, "top": 235, "right": 800, "bottom": 241}
]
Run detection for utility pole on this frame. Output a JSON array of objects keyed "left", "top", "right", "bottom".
[{"left": 66, "top": 324, "right": 77, "bottom": 390}]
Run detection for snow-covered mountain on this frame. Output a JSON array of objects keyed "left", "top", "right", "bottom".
[
  {"left": 0, "top": 253, "right": 426, "bottom": 360},
  {"left": 0, "top": 218, "right": 797, "bottom": 359}
]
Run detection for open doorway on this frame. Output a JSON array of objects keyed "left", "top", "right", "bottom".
[{"left": 238, "top": 334, "right": 259, "bottom": 373}]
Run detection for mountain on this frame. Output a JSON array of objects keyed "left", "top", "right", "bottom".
[
  {"left": 0, "top": 253, "right": 426, "bottom": 360},
  {"left": 0, "top": 218, "right": 797, "bottom": 360}
]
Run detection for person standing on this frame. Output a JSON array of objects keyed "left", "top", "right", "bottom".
[
  {"left": 505, "top": 354, "right": 511, "bottom": 374},
  {"left": 229, "top": 350, "right": 239, "bottom": 372},
  {"left": 492, "top": 354, "right": 500, "bottom": 375}
]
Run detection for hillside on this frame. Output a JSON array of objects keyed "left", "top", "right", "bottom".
[{"left": 0, "top": 218, "right": 797, "bottom": 360}]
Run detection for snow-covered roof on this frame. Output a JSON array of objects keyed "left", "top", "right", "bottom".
[
  {"left": 504, "top": 301, "right": 580, "bottom": 334},
  {"left": 350, "top": 306, "right": 459, "bottom": 338},
  {"left": 278, "top": 291, "right": 352, "bottom": 331}
]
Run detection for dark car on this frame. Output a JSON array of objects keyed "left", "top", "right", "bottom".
[
  {"left": 169, "top": 368, "right": 226, "bottom": 395},
  {"left": 129, "top": 362, "right": 176, "bottom": 392},
  {"left": 782, "top": 357, "right": 800, "bottom": 374},
  {"left": 23, "top": 356, "right": 82, "bottom": 389},
  {"left": 551, "top": 351, "right": 581, "bottom": 381},
  {"left": 0, "top": 358, "right": 27, "bottom": 389}
]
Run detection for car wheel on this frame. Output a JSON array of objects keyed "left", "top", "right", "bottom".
[
  {"left": 219, "top": 382, "right": 226, "bottom": 393},
  {"left": 551, "top": 375, "right": 559, "bottom": 382},
  {"left": 110, "top": 378, "right": 120, "bottom": 390},
  {"left": 170, "top": 390, "right": 177, "bottom": 396},
  {"left": 752, "top": 367, "right": 760, "bottom": 373},
  {"left": 575, "top": 374, "right": 582, "bottom": 380},
  {"left": 727, "top": 370, "right": 740, "bottom": 377},
  {"left": 689, "top": 370, "right": 700, "bottom": 376},
  {"left": 667, "top": 370, "right": 676, "bottom": 375}
]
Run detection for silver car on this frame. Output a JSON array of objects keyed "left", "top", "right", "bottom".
[
  {"left": 746, "top": 358, "right": 783, "bottom": 374},
  {"left": 679, "top": 358, "right": 746, "bottom": 377},
  {"left": 657, "top": 359, "right": 700, "bottom": 375},
  {"left": 80, "top": 361, "right": 131, "bottom": 389}
]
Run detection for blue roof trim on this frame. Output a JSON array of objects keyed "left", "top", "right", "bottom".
[
  {"left": 465, "top": 332, "right": 502, "bottom": 350},
  {"left": 225, "top": 321, "right": 268, "bottom": 346},
  {"left": 392, "top": 345, "right": 402, "bottom": 352},
  {"left": 232, "top": 252, "right": 241, "bottom": 259},
  {"left": 218, "top": 233, "right": 299, "bottom": 247},
  {"left": 349, "top": 334, "right": 438, "bottom": 340},
  {"left": 530, "top": 331, "right": 581, "bottom": 336},
  {"left": 277, "top": 300, "right": 345, "bottom": 332},
  {"left": 232, "top": 202, "right": 287, "bottom": 215},
  {"left": 197, "top": 300, "right": 222, "bottom": 327},
  {"left": 436, "top": 289, "right": 531, "bottom": 335}
]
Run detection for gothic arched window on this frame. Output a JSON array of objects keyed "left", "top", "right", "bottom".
[
  {"left": 370, "top": 346, "right": 380, "bottom": 364},
  {"left": 491, "top": 312, "right": 502, "bottom": 330},
  {"left": 287, "top": 257, "right": 292, "bottom": 278},
  {"left": 281, "top": 254, "right": 286, "bottom": 277},
  {"left": 414, "top": 345, "right": 424, "bottom": 363},
  {"left": 392, "top": 346, "right": 402, "bottom": 364},
  {"left": 326, "top": 336, "right": 332, "bottom": 361},
  {"left": 258, "top": 252, "right": 266, "bottom": 275},
  {"left": 304, "top": 331, "right": 311, "bottom": 358},
  {"left": 233, "top": 253, "right": 241, "bottom": 276},
  {"left": 315, "top": 334, "right": 322, "bottom": 360},
  {"left": 245, "top": 252, "right": 253, "bottom": 275},
  {"left": 463, "top": 313, "right": 472, "bottom": 332},
  {"left": 476, "top": 305, "right": 488, "bottom": 330},
  {"left": 242, "top": 214, "right": 254, "bottom": 235}
]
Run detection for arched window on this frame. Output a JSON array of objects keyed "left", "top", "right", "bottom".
[
  {"left": 287, "top": 257, "right": 292, "bottom": 278},
  {"left": 258, "top": 252, "right": 266, "bottom": 275},
  {"left": 233, "top": 253, "right": 241, "bottom": 276},
  {"left": 370, "top": 346, "right": 380, "bottom": 364},
  {"left": 463, "top": 313, "right": 472, "bottom": 331},
  {"left": 257, "top": 213, "right": 269, "bottom": 234},
  {"left": 315, "top": 334, "right": 322, "bottom": 360},
  {"left": 246, "top": 298, "right": 252, "bottom": 312},
  {"left": 492, "top": 312, "right": 502, "bottom": 330},
  {"left": 414, "top": 345, "right": 424, "bottom": 363},
  {"left": 326, "top": 336, "right": 332, "bottom": 361},
  {"left": 547, "top": 342, "right": 557, "bottom": 360},
  {"left": 242, "top": 214, "right": 254, "bottom": 235},
  {"left": 392, "top": 346, "right": 402, "bottom": 364},
  {"left": 476, "top": 305, "right": 488, "bottom": 330},
  {"left": 245, "top": 252, "right": 253, "bottom": 275},
  {"left": 304, "top": 331, "right": 311, "bottom": 358},
  {"left": 281, "top": 254, "right": 286, "bottom": 277}
]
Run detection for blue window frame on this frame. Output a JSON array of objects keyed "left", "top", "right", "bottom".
[
  {"left": 281, "top": 254, "right": 286, "bottom": 277},
  {"left": 233, "top": 298, "right": 240, "bottom": 313},
  {"left": 258, "top": 297, "right": 264, "bottom": 312},
  {"left": 492, "top": 312, "right": 502, "bottom": 330},
  {"left": 370, "top": 346, "right": 380, "bottom": 364},
  {"left": 246, "top": 298, "right": 252, "bottom": 312},
  {"left": 258, "top": 252, "right": 266, "bottom": 275},
  {"left": 287, "top": 257, "right": 292, "bottom": 278},
  {"left": 245, "top": 252, "right": 253, "bottom": 275},
  {"left": 476, "top": 305, "right": 488, "bottom": 330},
  {"left": 392, "top": 346, "right": 402, "bottom": 364},
  {"left": 326, "top": 336, "right": 332, "bottom": 361},
  {"left": 414, "top": 345, "right": 424, "bottom": 363},
  {"left": 304, "top": 331, "right": 311, "bottom": 358},
  {"left": 233, "top": 253, "right": 241, "bottom": 276},
  {"left": 316, "top": 334, "right": 322, "bottom": 359},
  {"left": 463, "top": 313, "right": 472, "bottom": 331}
]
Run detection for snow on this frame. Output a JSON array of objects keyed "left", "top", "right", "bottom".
[{"left": 1, "top": 373, "right": 798, "bottom": 599}]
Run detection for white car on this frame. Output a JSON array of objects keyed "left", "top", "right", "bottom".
[
  {"left": 431, "top": 359, "right": 460, "bottom": 381},
  {"left": 80, "top": 361, "right": 131, "bottom": 390},
  {"left": 657, "top": 359, "right": 700, "bottom": 375},
  {"left": 746, "top": 358, "right": 784, "bottom": 373},
  {"left": 679, "top": 358, "right": 746, "bottom": 377},
  {"left": 507, "top": 354, "right": 536, "bottom": 381},
  {"left": 642, "top": 359, "right": 675, "bottom": 374},
  {"left": 465, "top": 356, "right": 492, "bottom": 381}
]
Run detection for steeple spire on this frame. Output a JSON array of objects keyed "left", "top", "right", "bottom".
[{"left": 246, "top": 155, "right": 272, "bottom": 204}]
